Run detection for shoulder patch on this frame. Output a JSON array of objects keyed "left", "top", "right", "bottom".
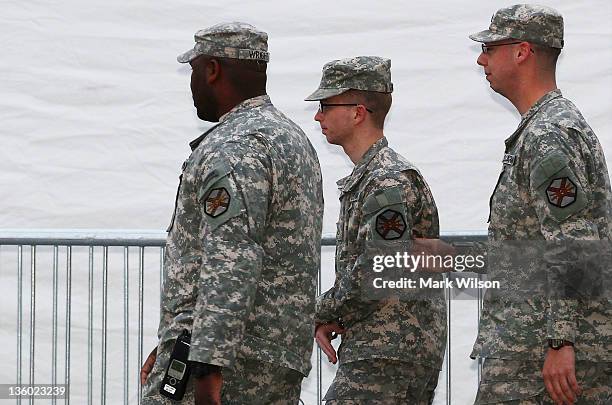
[
  {"left": 531, "top": 161, "right": 588, "bottom": 223},
  {"left": 198, "top": 168, "right": 244, "bottom": 231},
  {"left": 204, "top": 187, "right": 231, "bottom": 217},
  {"left": 546, "top": 177, "right": 577, "bottom": 208},
  {"left": 375, "top": 209, "right": 407, "bottom": 240}
]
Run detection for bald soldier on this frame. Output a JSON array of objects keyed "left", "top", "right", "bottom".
[
  {"left": 140, "top": 22, "right": 323, "bottom": 404},
  {"left": 306, "top": 56, "right": 446, "bottom": 404},
  {"left": 468, "top": 4, "right": 612, "bottom": 405}
]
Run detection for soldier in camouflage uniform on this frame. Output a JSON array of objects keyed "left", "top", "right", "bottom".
[
  {"left": 140, "top": 22, "right": 324, "bottom": 405},
  {"left": 305, "top": 56, "right": 446, "bottom": 404},
  {"left": 469, "top": 4, "right": 612, "bottom": 404}
]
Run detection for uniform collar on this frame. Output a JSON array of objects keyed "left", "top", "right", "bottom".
[
  {"left": 337, "top": 137, "right": 388, "bottom": 194},
  {"left": 219, "top": 94, "right": 271, "bottom": 123},
  {"left": 189, "top": 94, "right": 272, "bottom": 151},
  {"left": 189, "top": 124, "right": 219, "bottom": 151},
  {"left": 504, "top": 89, "right": 563, "bottom": 149}
]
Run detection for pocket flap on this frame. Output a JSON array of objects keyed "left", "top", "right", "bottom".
[
  {"left": 476, "top": 381, "right": 544, "bottom": 404},
  {"left": 197, "top": 161, "right": 233, "bottom": 200},
  {"left": 362, "top": 186, "right": 404, "bottom": 215},
  {"left": 531, "top": 151, "right": 570, "bottom": 189}
]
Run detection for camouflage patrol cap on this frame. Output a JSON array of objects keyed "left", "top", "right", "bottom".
[
  {"left": 470, "top": 4, "right": 564, "bottom": 49},
  {"left": 305, "top": 56, "right": 393, "bottom": 101},
  {"left": 177, "top": 22, "right": 269, "bottom": 63}
]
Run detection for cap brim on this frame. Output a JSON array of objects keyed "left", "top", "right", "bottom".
[
  {"left": 177, "top": 48, "right": 197, "bottom": 64},
  {"left": 469, "top": 29, "right": 511, "bottom": 43},
  {"left": 304, "top": 87, "right": 349, "bottom": 101}
]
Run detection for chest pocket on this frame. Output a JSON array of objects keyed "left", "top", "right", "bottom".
[
  {"left": 488, "top": 150, "right": 521, "bottom": 223},
  {"left": 197, "top": 161, "right": 244, "bottom": 231},
  {"left": 337, "top": 194, "right": 361, "bottom": 261},
  {"left": 345, "top": 195, "right": 361, "bottom": 238}
]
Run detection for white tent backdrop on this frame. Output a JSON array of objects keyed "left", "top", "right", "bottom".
[{"left": 1, "top": 0, "right": 610, "bottom": 404}]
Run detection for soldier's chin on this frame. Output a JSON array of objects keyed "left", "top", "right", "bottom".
[
  {"left": 196, "top": 107, "right": 219, "bottom": 123},
  {"left": 486, "top": 80, "right": 502, "bottom": 95},
  {"left": 490, "top": 85, "right": 507, "bottom": 97},
  {"left": 324, "top": 136, "right": 340, "bottom": 146}
]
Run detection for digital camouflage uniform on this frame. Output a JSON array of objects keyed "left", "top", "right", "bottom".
[
  {"left": 306, "top": 57, "right": 446, "bottom": 404},
  {"left": 142, "top": 22, "right": 324, "bottom": 405},
  {"left": 469, "top": 6, "right": 612, "bottom": 404}
]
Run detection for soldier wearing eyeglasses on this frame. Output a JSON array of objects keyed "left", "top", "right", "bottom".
[
  {"left": 469, "top": 4, "right": 612, "bottom": 405},
  {"left": 305, "top": 56, "right": 446, "bottom": 404}
]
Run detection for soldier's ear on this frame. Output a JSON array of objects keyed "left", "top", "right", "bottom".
[
  {"left": 206, "top": 59, "right": 222, "bottom": 84},
  {"left": 353, "top": 104, "right": 368, "bottom": 125},
  {"left": 515, "top": 42, "right": 533, "bottom": 64}
]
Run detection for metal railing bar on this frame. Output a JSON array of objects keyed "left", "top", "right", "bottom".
[
  {"left": 52, "top": 245, "right": 59, "bottom": 405},
  {"left": 137, "top": 247, "right": 144, "bottom": 405},
  {"left": 65, "top": 246, "right": 72, "bottom": 405},
  {"left": 445, "top": 276, "right": 452, "bottom": 405},
  {"left": 124, "top": 247, "right": 129, "bottom": 405},
  {"left": 88, "top": 246, "right": 93, "bottom": 405},
  {"left": 17, "top": 245, "right": 23, "bottom": 405},
  {"left": 101, "top": 246, "right": 108, "bottom": 405},
  {"left": 477, "top": 274, "right": 483, "bottom": 384},
  {"left": 159, "top": 248, "right": 164, "bottom": 299},
  {"left": 0, "top": 230, "right": 487, "bottom": 247},
  {"left": 0, "top": 230, "right": 168, "bottom": 247},
  {"left": 29, "top": 246, "right": 36, "bottom": 405}
]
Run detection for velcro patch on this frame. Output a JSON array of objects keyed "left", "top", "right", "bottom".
[
  {"left": 205, "top": 187, "right": 231, "bottom": 217},
  {"left": 502, "top": 153, "right": 516, "bottom": 166},
  {"left": 375, "top": 209, "right": 407, "bottom": 240},
  {"left": 363, "top": 186, "right": 404, "bottom": 215},
  {"left": 531, "top": 151, "right": 570, "bottom": 189},
  {"left": 237, "top": 48, "right": 270, "bottom": 62},
  {"left": 546, "top": 177, "right": 577, "bottom": 208}
]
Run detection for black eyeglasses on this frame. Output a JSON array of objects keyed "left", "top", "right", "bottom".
[
  {"left": 318, "top": 102, "right": 373, "bottom": 114},
  {"left": 481, "top": 41, "right": 526, "bottom": 54}
]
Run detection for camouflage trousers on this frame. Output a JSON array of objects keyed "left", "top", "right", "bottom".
[
  {"left": 323, "top": 359, "right": 439, "bottom": 405},
  {"left": 475, "top": 358, "right": 612, "bottom": 404},
  {"left": 142, "top": 354, "right": 303, "bottom": 405},
  {"left": 220, "top": 357, "right": 303, "bottom": 404}
]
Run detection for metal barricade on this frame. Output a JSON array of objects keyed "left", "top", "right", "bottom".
[{"left": 0, "top": 229, "right": 487, "bottom": 405}]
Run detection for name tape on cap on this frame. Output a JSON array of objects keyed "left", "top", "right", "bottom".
[{"left": 238, "top": 49, "right": 269, "bottom": 62}]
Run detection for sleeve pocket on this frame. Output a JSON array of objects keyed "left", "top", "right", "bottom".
[
  {"left": 475, "top": 381, "right": 544, "bottom": 404},
  {"left": 197, "top": 161, "right": 233, "bottom": 201},
  {"left": 530, "top": 151, "right": 569, "bottom": 189},
  {"left": 362, "top": 186, "right": 404, "bottom": 215}
]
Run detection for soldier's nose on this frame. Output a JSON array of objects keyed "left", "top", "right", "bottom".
[{"left": 477, "top": 53, "right": 487, "bottom": 67}]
